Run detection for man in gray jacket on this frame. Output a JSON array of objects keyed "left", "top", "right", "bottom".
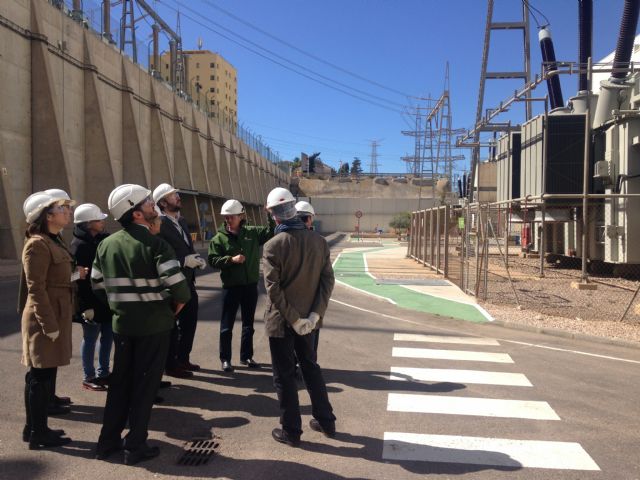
[{"left": 262, "top": 188, "right": 336, "bottom": 447}]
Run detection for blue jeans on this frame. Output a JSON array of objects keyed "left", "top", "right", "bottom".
[{"left": 81, "top": 321, "right": 113, "bottom": 381}]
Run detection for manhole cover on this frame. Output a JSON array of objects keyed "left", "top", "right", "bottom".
[{"left": 177, "top": 437, "right": 220, "bottom": 466}]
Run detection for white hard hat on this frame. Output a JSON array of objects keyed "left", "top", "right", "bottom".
[
  {"left": 295, "top": 201, "right": 315, "bottom": 216},
  {"left": 44, "top": 188, "right": 76, "bottom": 206},
  {"left": 152, "top": 183, "right": 178, "bottom": 204},
  {"left": 266, "top": 187, "right": 295, "bottom": 209},
  {"left": 23, "top": 191, "right": 58, "bottom": 223},
  {"left": 74, "top": 203, "right": 108, "bottom": 224},
  {"left": 220, "top": 199, "right": 245, "bottom": 215},
  {"left": 108, "top": 184, "right": 152, "bottom": 220}
]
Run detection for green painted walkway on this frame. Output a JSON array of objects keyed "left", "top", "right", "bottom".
[{"left": 333, "top": 249, "right": 489, "bottom": 323}]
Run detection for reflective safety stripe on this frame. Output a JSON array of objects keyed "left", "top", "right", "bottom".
[
  {"left": 162, "top": 272, "right": 185, "bottom": 287},
  {"left": 158, "top": 259, "right": 180, "bottom": 275},
  {"left": 103, "top": 277, "right": 162, "bottom": 288},
  {"left": 91, "top": 267, "right": 103, "bottom": 280},
  {"left": 107, "top": 291, "right": 168, "bottom": 302}
]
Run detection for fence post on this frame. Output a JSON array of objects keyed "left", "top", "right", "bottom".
[
  {"left": 429, "top": 209, "right": 434, "bottom": 270},
  {"left": 444, "top": 205, "right": 450, "bottom": 277},
  {"left": 436, "top": 207, "right": 441, "bottom": 274},
  {"left": 423, "top": 208, "right": 428, "bottom": 265}
]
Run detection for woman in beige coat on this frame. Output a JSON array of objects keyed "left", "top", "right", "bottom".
[{"left": 21, "top": 190, "right": 84, "bottom": 449}]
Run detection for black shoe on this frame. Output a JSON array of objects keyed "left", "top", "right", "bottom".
[
  {"left": 47, "top": 404, "right": 71, "bottom": 416},
  {"left": 124, "top": 445, "right": 160, "bottom": 465},
  {"left": 95, "top": 441, "right": 123, "bottom": 460},
  {"left": 309, "top": 419, "right": 336, "bottom": 438},
  {"left": 93, "top": 375, "right": 110, "bottom": 387},
  {"left": 53, "top": 395, "right": 72, "bottom": 406},
  {"left": 240, "top": 358, "right": 260, "bottom": 369},
  {"left": 159, "top": 380, "right": 172, "bottom": 389},
  {"left": 165, "top": 367, "right": 193, "bottom": 379},
  {"left": 22, "top": 426, "right": 65, "bottom": 443},
  {"left": 83, "top": 379, "right": 107, "bottom": 392},
  {"left": 153, "top": 395, "right": 164, "bottom": 404},
  {"left": 28, "top": 431, "right": 72, "bottom": 450},
  {"left": 271, "top": 428, "right": 300, "bottom": 447},
  {"left": 221, "top": 361, "right": 234, "bottom": 373}
]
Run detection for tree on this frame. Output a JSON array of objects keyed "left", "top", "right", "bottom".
[
  {"left": 338, "top": 162, "right": 350, "bottom": 176},
  {"left": 389, "top": 212, "right": 411, "bottom": 232},
  {"left": 291, "top": 156, "right": 301, "bottom": 170},
  {"left": 351, "top": 157, "right": 363, "bottom": 176}
]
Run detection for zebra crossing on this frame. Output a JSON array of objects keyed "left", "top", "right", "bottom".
[{"left": 382, "top": 333, "right": 600, "bottom": 471}]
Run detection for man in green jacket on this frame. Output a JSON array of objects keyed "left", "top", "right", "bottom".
[
  {"left": 208, "top": 199, "right": 273, "bottom": 372},
  {"left": 92, "top": 184, "right": 191, "bottom": 465}
]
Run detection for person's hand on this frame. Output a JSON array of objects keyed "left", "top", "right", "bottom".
[
  {"left": 195, "top": 256, "right": 207, "bottom": 270},
  {"left": 174, "top": 302, "right": 185, "bottom": 316},
  {"left": 45, "top": 330, "right": 60, "bottom": 341},
  {"left": 231, "top": 254, "right": 246, "bottom": 264},
  {"left": 184, "top": 254, "right": 203, "bottom": 269},
  {"left": 81, "top": 309, "right": 97, "bottom": 325},
  {"left": 308, "top": 312, "right": 320, "bottom": 327},
  {"left": 77, "top": 266, "right": 89, "bottom": 280},
  {"left": 292, "top": 318, "right": 314, "bottom": 336}
]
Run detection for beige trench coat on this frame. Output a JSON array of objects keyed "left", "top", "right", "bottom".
[
  {"left": 262, "top": 229, "right": 335, "bottom": 338},
  {"left": 21, "top": 234, "right": 74, "bottom": 368}
]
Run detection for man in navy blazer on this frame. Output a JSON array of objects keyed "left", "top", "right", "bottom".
[{"left": 153, "top": 183, "right": 206, "bottom": 378}]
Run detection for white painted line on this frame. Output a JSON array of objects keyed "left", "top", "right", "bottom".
[
  {"left": 387, "top": 393, "right": 560, "bottom": 420},
  {"left": 362, "top": 252, "right": 377, "bottom": 280},
  {"left": 500, "top": 339, "right": 640, "bottom": 365},
  {"left": 394, "top": 333, "right": 499, "bottom": 346},
  {"left": 390, "top": 367, "right": 532, "bottom": 387},
  {"left": 334, "top": 279, "right": 397, "bottom": 305},
  {"left": 393, "top": 347, "right": 513, "bottom": 363},
  {"left": 330, "top": 298, "right": 640, "bottom": 365},
  {"left": 382, "top": 432, "right": 600, "bottom": 470},
  {"left": 398, "top": 284, "right": 496, "bottom": 322}
]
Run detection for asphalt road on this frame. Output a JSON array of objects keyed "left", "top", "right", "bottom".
[{"left": 1, "top": 246, "right": 639, "bottom": 479}]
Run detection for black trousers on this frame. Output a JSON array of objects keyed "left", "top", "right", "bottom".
[
  {"left": 269, "top": 328, "right": 335, "bottom": 437},
  {"left": 98, "top": 331, "right": 170, "bottom": 451},
  {"left": 24, "top": 367, "right": 57, "bottom": 434},
  {"left": 219, "top": 284, "right": 258, "bottom": 362},
  {"left": 166, "top": 284, "right": 199, "bottom": 368}
]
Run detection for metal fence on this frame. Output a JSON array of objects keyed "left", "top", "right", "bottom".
[{"left": 408, "top": 201, "right": 640, "bottom": 323}]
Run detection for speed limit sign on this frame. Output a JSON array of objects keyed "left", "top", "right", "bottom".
[{"left": 355, "top": 210, "right": 363, "bottom": 218}]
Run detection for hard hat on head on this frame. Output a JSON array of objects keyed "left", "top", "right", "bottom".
[
  {"left": 74, "top": 203, "right": 108, "bottom": 224},
  {"left": 44, "top": 188, "right": 76, "bottom": 206},
  {"left": 220, "top": 199, "right": 244, "bottom": 215},
  {"left": 266, "top": 187, "right": 295, "bottom": 209},
  {"left": 295, "top": 201, "right": 315, "bottom": 216},
  {"left": 23, "top": 191, "right": 59, "bottom": 223},
  {"left": 108, "top": 184, "right": 152, "bottom": 220},
  {"left": 152, "top": 183, "right": 178, "bottom": 204}
]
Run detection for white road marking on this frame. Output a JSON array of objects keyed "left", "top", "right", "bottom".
[
  {"left": 382, "top": 432, "right": 600, "bottom": 470},
  {"left": 387, "top": 393, "right": 560, "bottom": 420},
  {"left": 330, "top": 298, "right": 640, "bottom": 365},
  {"left": 390, "top": 366, "right": 532, "bottom": 387},
  {"left": 393, "top": 347, "right": 513, "bottom": 363},
  {"left": 394, "top": 333, "right": 499, "bottom": 345}
]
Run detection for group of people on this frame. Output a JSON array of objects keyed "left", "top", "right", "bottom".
[{"left": 19, "top": 182, "right": 335, "bottom": 463}]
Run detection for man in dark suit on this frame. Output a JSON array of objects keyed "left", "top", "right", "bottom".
[{"left": 153, "top": 183, "right": 206, "bottom": 379}]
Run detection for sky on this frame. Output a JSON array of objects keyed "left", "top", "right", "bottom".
[{"left": 95, "top": 0, "right": 640, "bottom": 175}]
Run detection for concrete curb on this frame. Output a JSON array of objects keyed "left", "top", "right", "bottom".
[
  {"left": 489, "top": 319, "right": 640, "bottom": 350},
  {"left": 325, "top": 232, "right": 346, "bottom": 247}
]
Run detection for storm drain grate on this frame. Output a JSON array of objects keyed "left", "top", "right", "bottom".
[{"left": 177, "top": 437, "right": 220, "bottom": 466}]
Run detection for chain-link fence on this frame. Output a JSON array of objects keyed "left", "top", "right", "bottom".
[{"left": 408, "top": 200, "right": 640, "bottom": 323}]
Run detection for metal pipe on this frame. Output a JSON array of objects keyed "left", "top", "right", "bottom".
[
  {"left": 578, "top": 0, "right": 593, "bottom": 91},
  {"left": 612, "top": 0, "right": 640, "bottom": 79},
  {"left": 169, "top": 39, "right": 177, "bottom": 88},
  {"left": 581, "top": 57, "right": 593, "bottom": 282},
  {"left": 152, "top": 23, "right": 160, "bottom": 74},
  {"left": 538, "top": 27, "right": 564, "bottom": 109}
]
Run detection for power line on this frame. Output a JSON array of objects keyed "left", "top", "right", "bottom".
[
  {"left": 157, "top": 0, "right": 406, "bottom": 113},
  {"left": 193, "top": 0, "right": 415, "bottom": 98}
]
